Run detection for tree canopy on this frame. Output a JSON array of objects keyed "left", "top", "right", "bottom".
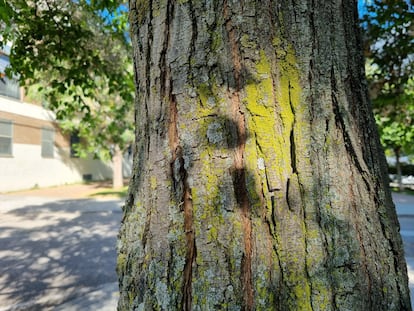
[
  {"left": 0, "top": 0, "right": 134, "bottom": 159},
  {"left": 3, "top": 0, "right": 414, "bottom": 176},
  {"left": 361, "top": 0, "right": 414, "bottom": 167},
  {"left": 362, "top": 0, "right": 414, "bottom": 94}
]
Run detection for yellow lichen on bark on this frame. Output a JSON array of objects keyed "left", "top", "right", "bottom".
[
  {"left": 242, "top": 45, "right": 315, "bottom": 310},
  {"left": 243, "top": 49, "right": 297, "bottom": 200}
]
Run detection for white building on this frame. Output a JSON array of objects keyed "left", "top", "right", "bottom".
[{"left": 0, "top": 52, "right": 131, "bottom": 192}]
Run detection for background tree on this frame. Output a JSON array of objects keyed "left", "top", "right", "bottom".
[
  {"left": 361, "top": 0, "right": 414, "bottom": 190},
  {"left": 0, "top": 0, "right": 134, "bottom": 188},
  {"left": 361, "top": 0, "right": 414, "bottom": 96},
  {"left": 117, "top": 0, "right": 410, "bottom": 310},
  {"left": 373, "top": 77, "right": 414, "bottom": 190}
]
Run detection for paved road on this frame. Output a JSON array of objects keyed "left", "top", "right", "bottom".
[
  {"left": 393, "top": 192, "right": 414, "bottom": 309},
  {"left": 0, "top": 192, "right": 414, "bottom": 310},
  {"left": 0, "top": 195, "right": 123, "bottom": 311}
]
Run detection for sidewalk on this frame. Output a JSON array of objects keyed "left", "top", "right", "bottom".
[
  {"left": 0, "top": 182, "right": 124, "bottom": 311},
  {"left": 1, "top": 186, "right": 414, "bottom": 310},
  {"left": 392, "top": 192, "right": 414, "bottom": 309},
  {"left": 54, "top": 283, "right": 118, "bottom": 311},
  {"left": 393, "top": 192, "right": 414, "bottom": 216},
  {"left": 3, "top": 181, "right": 124, "bottom": 199}
]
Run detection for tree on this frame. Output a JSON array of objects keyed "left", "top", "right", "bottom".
[
  {"left": 0, "top": 0, "right": 134, "bottom": 188},
  {"left": 117, "top": 1, "right": 411, "bottom": 310},
  {"left": 373, "top": 78, "right": 414, "bottom": 190},
  {"left": 361, "top": 0, "right": 414, "bottom": 96},
  {"left": 361, "top": 0, "right": 414, "bottom": 191}
]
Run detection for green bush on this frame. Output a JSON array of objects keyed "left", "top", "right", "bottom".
[{"left": 388, "top": 163, "right": 414, "bottom": 176}]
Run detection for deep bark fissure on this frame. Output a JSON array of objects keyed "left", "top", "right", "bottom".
[
  {"left": 168, "top": 95, "right": 196, "bottom": 310},
  {"left": 165, "top": 4, "right": 197, "bottom": 308},
  {"left": 383, "top": 213, "right": 410, "bottom": 310},
  {"left": 124, "top": 0, "right": 140, "bottom": 214},
  {"left": 348, "top": 176, "right": 373, "bottom": 305},
  {"left": 289, "top": 128, "right": 297, "bottom": 175},
  {"left": 130, "top": 0, "right": 154, "bottom": 254},
  {"left": 166, "top": 1, "right": 178, "bottom": 167},
  {"left": 187, "top": 0, "right": 198, "bottom": 80},
  {"left": 310, "top": 145, "right": 335, "bottom": 304},
  {"left": 169, "top": 95, "right": 179, "bottom": 189},
  {"left": 223, "top": 1, "right": 253, "bottom": 309},
  {"left": 301, "top": 190, "right": 316, "bottom": 311},
  {"left": 307, "top": 0, "right": 317, "bottom": 125},
  {"left": 144, "top": 0, "right": 153, "bottom": 161},
  {"left": 160, "top": 0, "right": 173, "bottom": 99},
  {"left": 304, "top": 6, "right": 336, "bottom": 308},
  {"left": 373, "top": 139, "right": 405, "bottom": 306},
  {"left": 287, "top": 80, "right": 298, "bottom": 175},
  {"left": 330, "top": 66, "right": 370, "bottom": 190},
  {"left": 180, "top": 150, "right": 196, "bottom": 311},
  {"left": 138, "top": 168, "right": 153, "bottom": 255},
  {"left": 331, "top": 60, "right": 377, "bottom": 304},
  {"left": 286, "top": 178, "right": 294, "bottom": 212},
  {"left": 266, "top": 190, "right": 285, "bottom": 307}
]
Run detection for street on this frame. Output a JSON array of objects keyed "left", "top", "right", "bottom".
[
  {"left": 0, "top": 195, "right": 123, "bottom": 311},
  {"left": 0, "top": 192, "right": 413, "bottom": 310},
  {"left": 393, "top": 192, "right": 414, "bottom": 310},
  {"left": 399, "top": 213, "right": 414, "bottom": 305}
]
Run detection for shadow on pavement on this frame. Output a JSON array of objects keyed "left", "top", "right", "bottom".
[
  {"left": 0, "top": 198, "right": 122, "bottom": 310},
  {"left": 1, "top": 193, "right": 413, "bottom": 309}
]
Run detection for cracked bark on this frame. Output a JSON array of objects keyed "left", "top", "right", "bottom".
[
  {"left": 224, "top": 1, "right": 254, "bottom": 309},
  {"left": 117, "top": 0, "right": 411, "bottom": 310}
]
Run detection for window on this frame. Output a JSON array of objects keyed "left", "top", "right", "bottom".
[
  {"left": 41, "top": 128, "right": 55, "bottom": 158},
  {"left": 0, "top": 54, "right": 20, "bottom": 100},
  {"left": 0, "top": 119, "right": 12, "bottom": 156},
  {"left": 70, "top": 131, "right": 80, "bottom": 158}
]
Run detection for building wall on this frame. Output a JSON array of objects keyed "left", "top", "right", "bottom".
[
  {"left": 0, "top": 143, "right": 113, "bottom": 192},
  {"left": 0, "top": 95, "right": 130, "bottom": 193},
  {"left": 0, "top": 110, "right": 67, "bottom": 146}
]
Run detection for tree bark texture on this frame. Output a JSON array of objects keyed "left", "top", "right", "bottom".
[{"left": 118, "top": 1, "right": 411, "bottom": 310}]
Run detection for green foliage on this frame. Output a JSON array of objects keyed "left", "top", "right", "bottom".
[
  {"left": 362, "top": 0, "right": 414, "bottom": 158},
  {"left": 0, "top": 0, "right": 14, "bottom": 25},
  {"left": 388, "top": 162, "right": 414, "bottom": 176},
  {"left": 362, "top": 0, "right": 414, "bottom": 93},
  {"left": 0, "top": 0, "right": 134, "bottom": 158},
  {"left": 375, "top": 111, "right": 414, "bottom": 155},
  {"left": 89, "top": 186, "right": 128, "bottom": 198},
  {"left": 371, "top": 76, "right": 414, "bottom": 157}
]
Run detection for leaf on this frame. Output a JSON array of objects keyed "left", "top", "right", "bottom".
[
  {"left": 4, "top": 0, "right": 134, "bottom": 160},
  {"left": 0, "top": 0, "right": 14, "bottom": 25}
]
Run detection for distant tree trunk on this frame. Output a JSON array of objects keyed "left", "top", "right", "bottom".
[
  {"left": 395, "top": 146, "right": 403, "bottom": 191},
  {"left": 118, "top": 1, "right": 411, "bottom": 310},
  {"left": 112, "top": 144, "right": 124, "bottom": 189}
]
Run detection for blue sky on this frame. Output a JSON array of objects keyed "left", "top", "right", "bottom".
[{"left": 358, "top": 0, "right": 369, "bottom": 17}]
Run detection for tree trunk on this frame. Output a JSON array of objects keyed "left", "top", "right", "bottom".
[
  {"left": 118, "top": 1, "right": 411, "bottom": 310},
  {"left": 112, "top": 144, "right": 124, "bottom": 189},
  {"left": 395, "top": 147, "right": 403, "bottom": 192}
]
